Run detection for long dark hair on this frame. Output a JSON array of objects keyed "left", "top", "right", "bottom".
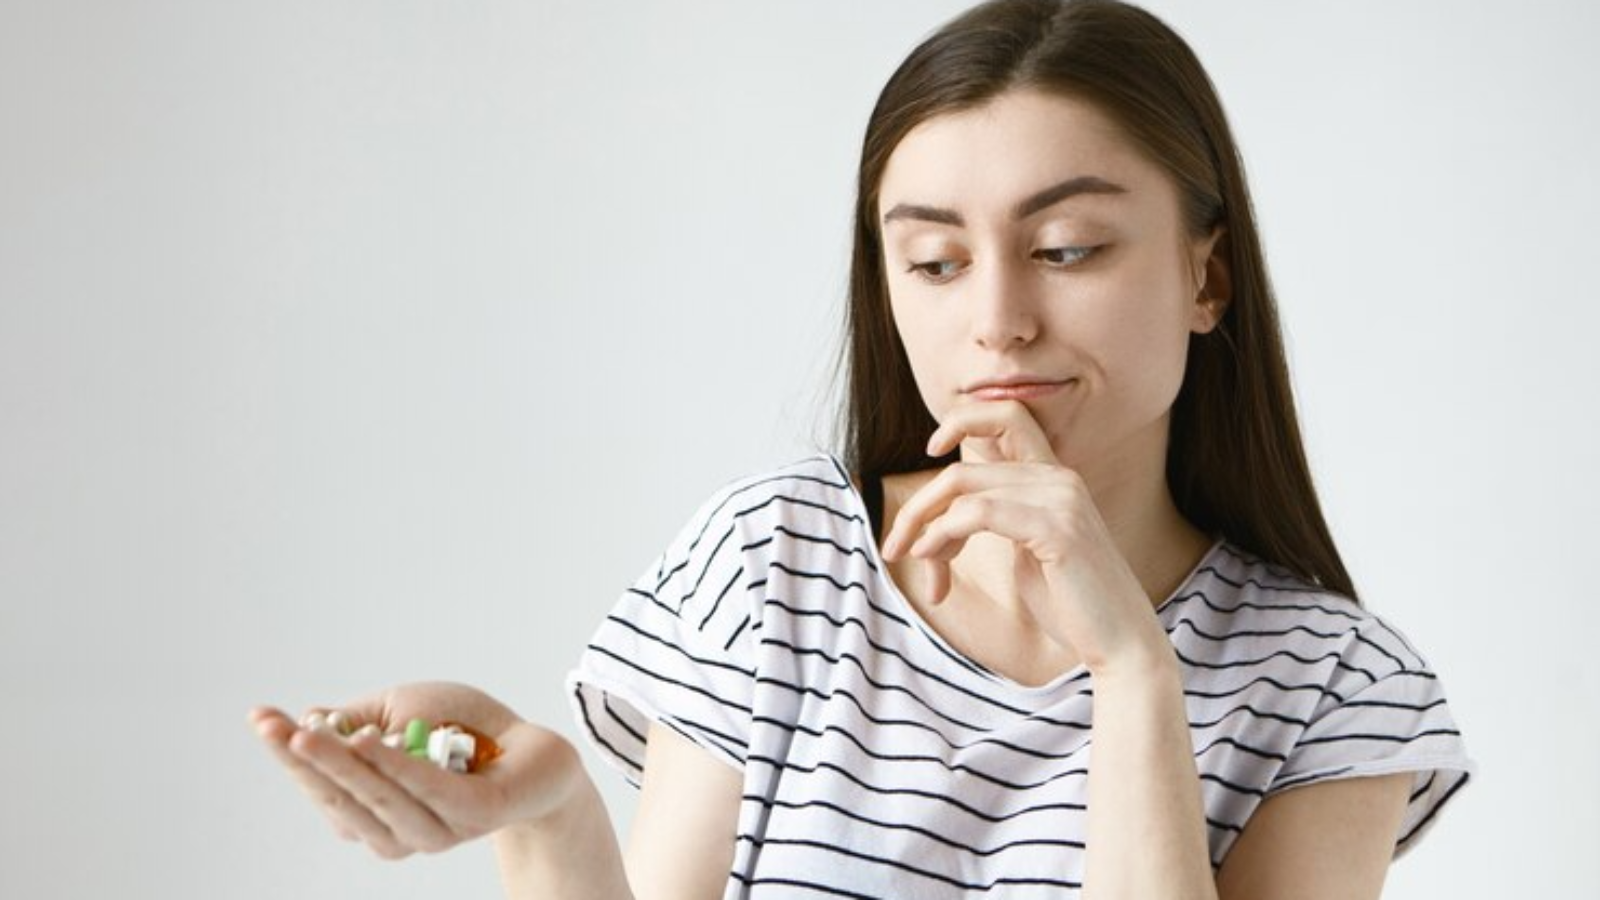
[{"left": 828, "top": 0, "right": 1358, "bottom": 601}]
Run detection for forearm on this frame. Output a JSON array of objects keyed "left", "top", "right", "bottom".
[
  {"left": 493, "top": 748, "right": 634, "bottom": 900},
  {"left": 1084, "top": 653, "right": 1218, "bottom": 900}
]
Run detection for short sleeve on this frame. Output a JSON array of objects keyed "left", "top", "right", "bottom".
[
  {"left": 1267, "top": 615, "right": 1476, "bottom": 858},
  {"left": 565, "top": 482, "right": 759, "bottom": 787}
]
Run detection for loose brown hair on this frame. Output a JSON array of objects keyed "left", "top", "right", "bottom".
[{"left": 828, "top": 0, "right": 1359, "bottom": 601}]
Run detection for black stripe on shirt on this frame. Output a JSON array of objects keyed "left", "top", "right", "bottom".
[
  {"left": 1398, "top": 771, "right": 1470, "bottom": 849},
  {"left": 696, "top": 564, "right": 746, "bottom": 631},
  {"left": 732, "top": 834, "right": 1084, "bottom": 891},
  {"left": 600, "top": 612, "right": 756, "bottom": 679},
  {"left": 760, "top": 596, "right": 1034, "bottom": 717},
  {"left": 583, "top": 642, "right": 752, "bottom": 723},
  {"left": 1176, "top": 582, "right": 1366, "bottom": 624},
  {"left": 739, "top": 793, "right": 1088, "bottom": 855},
  {"left": 1168, "top": 617, "right": 1410, "bottom": 674},
  {"left": 1294, "top": 727, "right": 1462, "bottom": 749},
  {"left": 745, "top": 752, "right": 1089, "bottom": 823},
  {"left": 751, "top": 678, "right": 1091, "bottom": 761},
  {"left": 748, "top": 713, "right": 1088, "bottom": 792},
  {"left": 1271, "top": 765, "right": 1356, "bottom": 793},
  {"left": 1172, "top": 643, "right": 1382, "bottom": 684},
  {"left": 574, "top": 688, "right": 643, "bottom": 777},
  {"left": 757, "top": 634, "right": 1018, "bottom": 731},
  {"left": 1183, "top": 673, "right": 1345, "bottom": 705}
]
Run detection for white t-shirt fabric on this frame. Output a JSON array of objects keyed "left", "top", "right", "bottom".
[{"left": 566, "top": 453, "right": 1475, "bottom": 897}]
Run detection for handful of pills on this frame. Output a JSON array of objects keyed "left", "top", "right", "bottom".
[{"left": 301, "top": 711, "right": 503, "bottom": 774}]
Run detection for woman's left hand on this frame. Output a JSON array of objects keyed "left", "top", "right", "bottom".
[{"left": 878, "top": 398, "right": 1173, "bottom": 677}]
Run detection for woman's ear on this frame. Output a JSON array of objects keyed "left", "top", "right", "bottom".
[{"left": 1190, "top": 225, "right": 1232, "bottom": 334}]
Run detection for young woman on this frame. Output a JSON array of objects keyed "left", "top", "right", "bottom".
[{"left": 252, "top": 1, "right": 1474, "bottom": 896}]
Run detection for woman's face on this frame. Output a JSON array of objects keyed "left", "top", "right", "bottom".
[{"left": 877, "top": 89, "right": 1226, "bottom": 480}]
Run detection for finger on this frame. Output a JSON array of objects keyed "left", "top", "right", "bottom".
[
  {"left": 352, "top": 736, "right": 500, "bottom": 837},
  {"left": 908, "top": 488, "right": 1060, "bottom": 567},
  {"left": 250, "top": 708, "right": 391, "bottom": 845},
  {"left": 296, "top": 696, "right": 391, "bottom": 735},
  {"left": 928, "top": 398, "right": 1057, "bottom": 464},
  {"left": 292, "top": 728, "right": 461, "bottom": 855},
  {"left": 293, "top": 706, "right": 364, "bottom": 738},
  {"left": 907, "top": 493, "right": 992, "bottom": 562},
  {"left": 883, "top": 465, "right": 1036, "bottom": 560},
  {"left": 283, "top": 720, "right": 419, "bottom": 851},
  {"left": 905, "top": 493, "right": 1013, "bottom": 589}
]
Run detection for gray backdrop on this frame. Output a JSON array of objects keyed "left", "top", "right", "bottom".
[{"left": 2, "top": 1, "right": 1595, "bottom": 897}]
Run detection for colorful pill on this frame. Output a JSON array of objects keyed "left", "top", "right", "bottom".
[
  {"left": 404, "top": 719, "right": 430, "bottom": 753},
  {"left": 425, "top": 728, "right": 457, "bottom": 768},
  {"left": 439, "top": 721, "right": 504, "bottom": 772},
  {"left": 327, "top": 710, "right": 355, "bottom": 736}
]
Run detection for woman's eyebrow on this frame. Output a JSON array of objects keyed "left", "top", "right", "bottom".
[{"left": 881, "top": 175, "right": 1129, "bottom": 227}]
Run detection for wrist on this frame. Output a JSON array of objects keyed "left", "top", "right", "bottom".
[
  {"left": 510, "top": 731, "right": 590, "bottom": 828},
  {"left": 1088, "top": 639, "right": 1182, "bottom": 691},
  {"left": 493, "top": 768, "right": 632, "bottom": 900}
]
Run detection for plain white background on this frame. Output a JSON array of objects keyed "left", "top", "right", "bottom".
[{"left": 2, "top": 1, "right": 1595, "bottom": 897}]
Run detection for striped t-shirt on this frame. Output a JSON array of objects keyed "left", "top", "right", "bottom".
[{"left": 566, "top": 453, "right": 1475, "bottom": 897}]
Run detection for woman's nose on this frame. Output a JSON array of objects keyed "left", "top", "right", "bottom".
[{"left": 971, "top": 258, "right": 1040, "bottom": 349}]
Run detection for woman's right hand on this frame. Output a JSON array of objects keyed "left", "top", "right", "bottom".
[{"left": 249, "top": 681, "right": 583, "bottom": 860}]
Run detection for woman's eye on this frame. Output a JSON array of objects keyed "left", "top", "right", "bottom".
[
  {"left": 905, "top": 247, "right": 1098, "bottom": 283},
  {"left": 1035, "top": 246, "right": 1097, "bottom": 267},
  {"left": 906, "top": 260, "right": 964, "bottom": 283}
]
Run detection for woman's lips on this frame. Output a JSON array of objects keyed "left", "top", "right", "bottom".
[{"left": 969, "top": 380, "right": 1072, "bottom": 401}]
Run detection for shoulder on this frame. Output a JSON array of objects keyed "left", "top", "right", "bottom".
[
  {"left": 644, "top": 452, "right": 869, "bottom": 595},
  {"left": 675, "top": 452, "right": 868, "bottom": 547},
  {"left": 1175, "top": 542, "right": 1475, "bottom": 862},
  {"left": 1173, "top": 541, "right": 1432, "bottom": 681}
]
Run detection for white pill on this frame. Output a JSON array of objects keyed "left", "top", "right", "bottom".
[
  {"left": 302, "top": 712, "right": 331, "bottom": 733},
  {"left": 427, "top": 728, "right": 453, "bottom": 767},
  {"left": 381, "top": 732, "right": 405, "bottom": 749},
  {"left": 352, "top": 723, "right": 382, "bottom": 741}
]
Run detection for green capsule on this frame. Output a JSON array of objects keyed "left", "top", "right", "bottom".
[{"left": 404, "top": 718, "right": 430, "bottom": 753}]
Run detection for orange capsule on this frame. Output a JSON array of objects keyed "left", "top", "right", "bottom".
[{"left": 439, "top": 721, "right": 504, "bottom": 773}]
